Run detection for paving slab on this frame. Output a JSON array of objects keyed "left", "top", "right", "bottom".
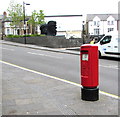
[{"left": 2, "top": 60, "right": 119, "bottom": 116}]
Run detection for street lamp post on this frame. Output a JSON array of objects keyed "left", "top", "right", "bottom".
[
  {"left": 1, "top": 21, "right": 4, "bottom": 40},
  {"left": 23, "top": 1, "right": 30, "bottom": 44},
  {"left": 82, "top": 21, "right": 85, "bottom": 44}
]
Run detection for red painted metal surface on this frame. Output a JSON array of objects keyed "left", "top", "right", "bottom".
[{"left": 80, "top": 44, "right": 99, "bottom": 88}]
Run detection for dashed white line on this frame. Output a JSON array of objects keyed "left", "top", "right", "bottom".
[
  {"left": 28, "top": 52, "right": 44, "bottom": 56},
  {"left": 27, "top": 52, "right": 63, "bottom": 59},
  {"left": 0, "top": 47, "right": 14, "bottom": 51},
  {"left": 99, "top": 65, "right": 119, "bottom": 70}
]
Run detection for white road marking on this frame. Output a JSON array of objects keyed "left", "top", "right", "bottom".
[
  {"left": 99, "top": 65, "right": 119, "bottom": 70},
  {"left": 28, "top": 52, "right": 44, "bottom": 56},
  {"left": 99, "top": 91, "right": 119, "bottom": 100},
  {"left": 0, "top": 47, "right": 14, "bottom": 51},
  {"left": 27, "top": 52, "right": 63, "bottom": 59},
  {"left": 0, "top": 60, "right": 119, "bottom": 100}
]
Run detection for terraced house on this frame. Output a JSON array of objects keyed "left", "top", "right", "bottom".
[
  {"left": 86, "top": 14, "right": 119, "bottom": 37},
  {"left": 1, "top": 13, "right": 119, "bottom": 39},
  {"left": 2, "top": 15, "right": 31, "bottom": 36}
]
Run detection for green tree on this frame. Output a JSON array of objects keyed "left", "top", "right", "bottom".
[
  {"left": 7, "top": 0, "right": 23, "bottom": 35},
  {"left": 28, "top": 10, "right": 45, "bottom": 34},
  {"left": 37, "top": 10, "right": 45, "bottom": 25}
]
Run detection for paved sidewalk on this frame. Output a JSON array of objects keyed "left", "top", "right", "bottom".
[
  {"left": 2, "top": 57, "right": 119, "bottom": 115},
  {"left": 1, "top": 40, "right": 119, "bottom": 115}
]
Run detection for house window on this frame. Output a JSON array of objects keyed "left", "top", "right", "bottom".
[
  {"left": 108, "top": 21, "right": 114, "bottom": 25},
  {"left": 94, "top": 29, "right": 100, "bottom": 35},
  {"left": 111, "top": 21, "right": 114, "bottom": 25},
  {"left": 108, "top": 21, "right": 110, "bottom": 25},
  {"left": 108, "top": 28, "right": 114, "bottom": 32},
  {"left": 94, "top": 21, "right": 96, "bottom": 26},
  {"left": 97, "top": 21, "right": 100, "bottom": 26},
  {"left": 94, "top": 21, "right": 100, "bottom": 26},
  {"left": 7, "top": 29, "right": 10, "bottom": 35}
]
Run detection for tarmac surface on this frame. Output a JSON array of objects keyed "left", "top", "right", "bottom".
[{"left": 0, "top": 40, "right": 120, "bottom": 116}]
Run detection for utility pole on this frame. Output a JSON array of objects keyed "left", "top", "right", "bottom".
[{"left": 23, "top": 1, "right": 30, "bottom": 44}]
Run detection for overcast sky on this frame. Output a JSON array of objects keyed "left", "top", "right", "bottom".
[
  {"left": 0, "top": 0, "right": 120, "bottom": 30},
  {"left": 0, "top": 0, "right": 119, "bottom": 15}
]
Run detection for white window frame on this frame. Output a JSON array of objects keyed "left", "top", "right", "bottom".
[
  {"left": 7, "top": 28, "right": 10, "bottom": 35},
  {"left": 108, "top": 28, "right": 114, "bottom": 32},
  {"left": 94, "top": 21, "right": 96, "bottom": 26},
  {"left": 94, "top": 28, "right": 100, "bottom": 35},
  {"left": 111, "top": 21, "right": 114, "bottom": 25},
  {"left": 108, "top": 21, "right": 110, "bottom": 25}
]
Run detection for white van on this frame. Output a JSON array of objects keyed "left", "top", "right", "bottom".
[{"left": 95, "top": 32, "right": 120, "bottom": 58}]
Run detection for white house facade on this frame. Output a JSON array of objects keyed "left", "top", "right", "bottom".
[
  {"left": 4, "top": 21, "right": 16, "bottom": 35},
  {"left": 3, "top": 19, "right": 32, "bottom": 36},
  {"left": 86, "top": 14, "right": 118, "bottom": 36},
  {"left": 3, "top": 16, "right": 83, "bottom": 38}
]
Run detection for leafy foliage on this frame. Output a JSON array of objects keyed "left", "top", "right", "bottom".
[
  {"left": 6, "top": 0, "right": 46, "bottom": 35},
  {"left": 28, "top": 10, "right": 45, "bottom": 34},
  {"left": 7, "top": 0, "right": 23, "bottom": 27},
  {"left": 7, "top": 34, "right": 45, "bottom": 38}
]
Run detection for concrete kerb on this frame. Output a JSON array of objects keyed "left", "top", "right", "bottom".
[{"left": 1, "top": 40, "right": 80, "bottom": 56}]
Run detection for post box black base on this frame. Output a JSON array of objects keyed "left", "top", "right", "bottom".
[{"left": 81, "top": 87, "right": 99, "bottom": 101}]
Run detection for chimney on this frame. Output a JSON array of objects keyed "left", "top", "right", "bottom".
[{"left": 3, "top": 11, "right": 7, "bottom": 18}]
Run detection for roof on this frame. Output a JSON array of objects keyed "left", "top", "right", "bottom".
[
  {"left": 87, "top": 14, "right": 118, "bottom": 21},
  {"left": 45, "top": 15, "right": 83, "bottom": 17}
]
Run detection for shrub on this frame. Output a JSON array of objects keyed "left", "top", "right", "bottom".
[
  {"left": 7, "top": 34, "right": 14, "bottom": 38},
  {"left": 6, "top": 34, "right": 46, "bottom": 38},
  {"left": 7, "top": 35, "right": 23, "bottom": 38}
]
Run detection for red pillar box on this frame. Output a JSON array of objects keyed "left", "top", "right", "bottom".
[{"left": 80, "top": 44, "right": 99, "bottom": 101}]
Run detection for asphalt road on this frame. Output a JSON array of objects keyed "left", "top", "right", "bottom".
[{"left": 1, "top": 44, "right": 119, "bottom": 96}]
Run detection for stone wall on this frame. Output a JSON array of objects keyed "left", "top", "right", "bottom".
[{"left": 4, "top": 36, "right": 84, "bottom": 48}]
